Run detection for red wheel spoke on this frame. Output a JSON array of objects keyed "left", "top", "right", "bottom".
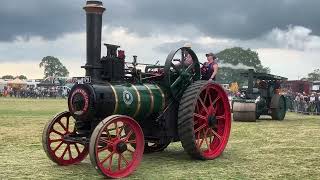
[
  {"left": 123, "top": 130, "right": 133, "bottom": 141},
  {"left": 49, "top": 138, "right": 62, "bottom": 143},
  {"left": 198, "top": 98, "right": 208, "bottom": 114},
  {"left": 194, "top": 113, "right": 207, "bottom": 121},
  {"left": 58, "top": 121, "right": 67, "bottom": 131},
  {"left": 118, "top": 154, "right": 122, "bottom": 170},
  {"left": 118, "top": 126, "right": 124, "bottom": 137},
  {"left": 74, "top": 143, "right": 81, "bottom": 154},
  {"left": 60, "top": 145, "right": 68, "bottom": 159},
  {"left": 212, "top": 96, "right": 220, "bottom": 106},
  {"left": 68, "top": 145, "right": 72, "bottom": 159},
  {"left": 108, "top": 152, "right": 114, "bottom": 170},
  {"left": 213, "top": 107, "right": 217, "bottom": 115},
  {"left": 126, "top": 140, "right": 136, "bottom": 144},
  {"left": 66, "top": 117, "right": 70, "bottom": 132},
  {"left": 51, "top": 129, "right": 63, "bottom": 136},
  {"left": 101, "top": 152, "right": 115, "bottom": 164},
  {"left": 98, "top": 145, "right": 109, "bottom": 153},
  {"left": 114, "top": 122, "right": 119, "bottom": 137},
  {"left": 216, "top": 114, "right": 225, "bottom": 120},
  {"left": 120, "top": 154, "right": 129, "bottom": 166},
  {"left": 209, "top": 129, "right": 222, "bottom": 141},
  {"left": 194, "top": 123, "right": 206, "bottom": 133},
  {"left": 194, "top": 120, "right": 199, "bottom": 126},
  {"left": 203, "top": 89, "right": 209, "bottom": 103},
  {"left": 208, "top": 92, "right": 213, "bottom": 106},
  {"left": 100, "top": 138, "right": 114, "bottom": 146},
  {"left": 204, "top": 129, "right": 211, "bottom": 150},
  {"left": 53, "top": 141, "right": 63, "bottom": 152},
  {"left": 197, "top": 130, "right": 205, "bottom": 149},
  {"left": 195, "top": 103, "right": 200, "bottom": 114}
]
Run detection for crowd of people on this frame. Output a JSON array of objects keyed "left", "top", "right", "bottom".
[
  {"left": 287, "top": 92, "right": 320, "bottom": 115},
  {"left": 0, "top": 86, "right": 70, "bottom": 98}
]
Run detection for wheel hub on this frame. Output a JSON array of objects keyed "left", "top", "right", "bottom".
[
  {"left": 115, "top": 141, "right": 127, "bottom": 153},
  {"left": 208, "top": 115, "right": 217, "bottom": 128}
]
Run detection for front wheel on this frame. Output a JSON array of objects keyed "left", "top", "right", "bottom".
[
  {"left": 89, "top": 115, "right": 144, "bottom": 179},
  {"left": 178, "top": 81, "right": 231, "bottom": 160}
]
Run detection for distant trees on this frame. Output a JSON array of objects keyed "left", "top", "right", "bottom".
[
  {"left": 17, "top": 75, "right": 27, "bottom": 80},
  {"left": 2, "top": 75, "right": 14, "bottom": 79},
  {"left": 39, "top": 56, "right": 69, "bottom": 78},
  {"left": 216, "top": 47, "right": 270, "bottom": 85},
  {"left": 304, "top": 69, "right": 320, "bottom": 81},
  {"left": 1, "top": 75, "right": 27, "bottom": 79}
]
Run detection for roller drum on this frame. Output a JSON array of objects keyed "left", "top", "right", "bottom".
[{"left": 233, "top": 102, "right": 256, "bottom": 122}]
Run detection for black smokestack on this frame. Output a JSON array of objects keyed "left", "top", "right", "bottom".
[
  {"left": 247, "top": 69, "right": 254, "bottom": 95},
  {"left": 82, "top": 1, "right": 105, "bottom": 81}
]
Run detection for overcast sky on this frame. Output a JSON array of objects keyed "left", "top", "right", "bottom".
[{"left": 0, "top": 0, "right": 320, "bottom": 80}]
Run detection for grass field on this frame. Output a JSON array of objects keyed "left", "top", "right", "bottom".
[{"left": 0, "top": 98, "right": 319, "bottom": 179}]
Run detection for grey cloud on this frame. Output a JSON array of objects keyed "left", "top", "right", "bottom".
[
  {"left": 154, "top": 25, "right": 320, "bottom": 55},
  {"left": 1, "top": 0, "right": 320, "bottom": 42}
]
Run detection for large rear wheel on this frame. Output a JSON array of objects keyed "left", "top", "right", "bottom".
[
  {"left": 178, "top": 81, "right": 231, "bottom": 160},
  {"left": 89, "top": 115, "right": 144, "bottom": 178}
]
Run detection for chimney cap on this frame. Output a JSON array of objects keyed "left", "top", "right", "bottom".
[
  {"left": 86, "top": 1, "right": 103, "bottom": 6},
  {"left": 84, "top": 1, "right": 105, "bottom": 13}
]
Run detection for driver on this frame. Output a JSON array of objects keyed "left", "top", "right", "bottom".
[{"left": 201, "top": 52, "right": 219, "bottom": 81}]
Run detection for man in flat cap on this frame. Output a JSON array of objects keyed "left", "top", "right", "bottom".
[{"left": 201, "top": 52, "right": 219, "bottom": 81}]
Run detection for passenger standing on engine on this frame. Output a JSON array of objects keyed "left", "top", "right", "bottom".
[
  {"left": 201, "top": 52, "right": 219, "bottom": 81},
  {"left": 183, "top": 43, "right": 193, "bottom": 66}
]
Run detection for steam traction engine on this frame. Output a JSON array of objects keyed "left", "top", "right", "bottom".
[
  {"left": 42, "top": 1, "right": 231, "bottom": 178},
  {"left": 233, "top": 69, "right": 288, "bottom": 122}
]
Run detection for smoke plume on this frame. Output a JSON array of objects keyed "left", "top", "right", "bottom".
[{"left": 218, "top": 59, "right": 255, "bottom": 70}]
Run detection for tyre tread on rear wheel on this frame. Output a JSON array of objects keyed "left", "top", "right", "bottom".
[{"left": 178, "top": 81, "right": 231, "bottom": 160}]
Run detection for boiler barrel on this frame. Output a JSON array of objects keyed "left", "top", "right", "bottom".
[
  {"left": 110, "top": 83, "right": 166, "bottom": 119},
  {"left": 68, "top": 83, "right": 166, "bottom": 121}
]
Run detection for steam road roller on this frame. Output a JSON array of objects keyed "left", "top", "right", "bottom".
[
  {"left": 42, "top": 1, "right": 231, "bottom": 178},
  {"left": 233, "top": 69, "right": 288, "bottom": 122}
]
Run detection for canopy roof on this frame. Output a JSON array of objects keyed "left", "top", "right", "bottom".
[{"left": 241, "top": 71, "right": 287, "bottom": 81}]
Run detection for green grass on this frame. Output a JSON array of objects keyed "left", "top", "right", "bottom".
[{"left": 0, "top": 97, "right": 319, "bottom": 179}]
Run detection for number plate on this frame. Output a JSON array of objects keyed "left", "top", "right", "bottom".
[{"left": 72, "top": 76, "right": 91, "bottom": 84}]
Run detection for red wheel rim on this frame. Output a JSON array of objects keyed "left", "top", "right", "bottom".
[
  {"left": 43, "top": 111, "right": 88, "bottom": 165},
  {"left": 92, "top": 115, "right": 144, "bottom": 178},
  {"left": 193, "top": 83, "right": 231, "bottom": 159}
]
